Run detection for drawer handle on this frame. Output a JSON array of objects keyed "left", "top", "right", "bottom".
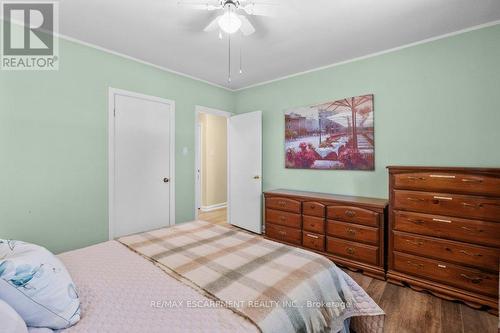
[
  {"left": 278, "top": 201, "right": 286, "bottom": 206},
  {"left": 461, "top": 178, "right": 483, "bottom": 183},
  {"left": 310, "top": 205, "right": 316, "bottom": 209},
  {"left": 278, "top": 230, "right": 286, "bottom": 235},
  {"left": 437, "top": 264, "right": 447, "bottom": 268},
  {"left": 306, "top": 234, "right": 319, "bottom": 239},
  {"left": 433, "top": 196, "right": 452, "bottom": 201},
  {"left": 346, "top": 247, "right": 355, "bottom": 255},
  {"left": 460, "top": 226, "right": 476, "bottom": 232},
  {"left": 429, "top": 174, "right": 456, "bottom": 178},
  {"left": 279, "top": 216, "right": 286, "bottom": 221},
  {"left": 407, "top": 261, "right": 423, "bottom": 269},
  {"left": 461, "top": 202, "right": 479, "bottom": 208},
  {"left": 459, "top": 250, "right": 483, "bottom": 257},
  {"left": 460, "top": 274, "right": 483, "bottom": 284},
  {"left": 347, "top": 229, "right": 357, "bottom": 235},
  {"left": 407, "top": 197, "right": 426, "bottom": 202},
  {"left": 405, "top": 240, "right": 423, "bottom": 246},
  {"left": 407, "top": 176, "right": 426, "bottom": 180},
  {"left": 345, "top": 210, "right": 356, "bottom": 217},
  {"left": 408, "top": 218, "right": 425, "bottom": 225},
  {"left": 432, "top": 218, "right": 451, "bottom": 223}
]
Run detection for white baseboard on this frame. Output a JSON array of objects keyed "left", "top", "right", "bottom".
[{"left": 200, "top": 202, "right": 227, "bottom": 212}]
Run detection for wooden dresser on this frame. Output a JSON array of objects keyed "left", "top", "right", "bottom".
[
  {"left": 387, "top": 166, "right": 500, "bottom": 313},
  {"left": 264, "top": 189, "right": 388, "bottom": 280}
]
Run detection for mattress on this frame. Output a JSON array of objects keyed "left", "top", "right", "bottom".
[{"left": 57, "top": 239, "right": 383, "bottom": 333}]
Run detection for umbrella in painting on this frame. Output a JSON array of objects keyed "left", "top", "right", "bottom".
[{"left": 285, "top": 94, "right": 374, "bottom": 170}]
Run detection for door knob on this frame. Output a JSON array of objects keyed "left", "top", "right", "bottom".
[
  {"left": 163, "top": 178, "right": 170, "bottom": 183},
  {"left": 253, "top": 175, "right": 260, "bottom": 179}
]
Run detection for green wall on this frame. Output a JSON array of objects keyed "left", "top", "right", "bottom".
[
  {"left": 2, "top": 24, "right": 499, "bottom": 253},
  {"left": 234, "top": 24, "right": 500, "bottom": 198},
  {"left": 0, "top": 37, "right": 234, "bottom": 253}
]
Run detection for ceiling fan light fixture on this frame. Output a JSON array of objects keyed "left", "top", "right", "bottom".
[{"left": 218, "top": 10, "right": 241, "bottom": 34}]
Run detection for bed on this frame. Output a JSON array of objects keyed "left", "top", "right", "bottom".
[{"left": 57, "top": 221, "right": 384, "bottom": 333}]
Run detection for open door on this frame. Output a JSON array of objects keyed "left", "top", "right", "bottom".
[{"left": 228, "top": 111, "right": 262, "bottom": 233}]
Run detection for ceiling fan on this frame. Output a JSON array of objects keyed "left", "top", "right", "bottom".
[
  {"left": 178, "top": 0, "right": 276, "bottom": 84},
  {"left": 178, "top": 0, "right": 275, "bottom": 36}
]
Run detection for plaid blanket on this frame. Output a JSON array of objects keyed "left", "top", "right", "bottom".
[{"left": 119, "top": 221, "right": 384, "bottom": 333}]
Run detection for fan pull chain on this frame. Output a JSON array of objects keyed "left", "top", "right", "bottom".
[
  {"left": 239, "top": 33, "right": 243, "bottom": 74},
  {"left": 228, "top": 32, "right": 231, "bottom": 83}
]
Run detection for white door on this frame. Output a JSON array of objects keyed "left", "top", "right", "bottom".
[
  {"left": 113, "top": 94, "right": 172, "bottom": 238},
  {"left": 228, "top": 111, "right": 262, "bottom": 233}
]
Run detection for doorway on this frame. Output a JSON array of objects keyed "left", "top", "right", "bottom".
[
  {"left": 195, "top": 107, "right": 263, "bottom": 234},
  {"left": 195, "top": 106, "right": 231, "bottom": 224},
  {"left": 109, "top": 88, "right": 175, "bottom": 239}
]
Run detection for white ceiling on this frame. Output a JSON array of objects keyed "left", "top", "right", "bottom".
[{"left": 59, "top": 0, "right": 500, "bottom": 90}]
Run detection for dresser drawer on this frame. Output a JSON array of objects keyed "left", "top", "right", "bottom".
[
  {"left": 393, "top": 252, "right": 498, "bottom": 296},
  {"left": 303, "top": 232, "right": 325, "bottom": 252},
  {"left": 393, "top": 231, "right": 499, "bottom": 271},
  {"left": 266, "top": 209, "right": 302, "bottom": 229},
  {"left": 327, "top": 237, "right": 378, "bottom": 265},
  {"left": 327, "top": 220, "right": 379, "bottom": 245},
  {"left": 266, "top": 197, "right": 301, "bottom": 213},
  {"left": 303, "top": 216, "right": 325, "bottom": 234},
  {"left": 303, "top": 201, "right": 325, "bottom": 217},
  {"left": 266, "top": 224, "right": 302, "bottom": 245},
  {"left": 394, "top": 210, "right": 500, "bottom": 247},
  {"left": 327, "top": 206, "right": 379, "bottom": 227},
  {"left": 393, "top": 172, "right": 500, "bottom": 197},
  {"left": 393, "top": 190, "right": 500, "bottom": 222}
]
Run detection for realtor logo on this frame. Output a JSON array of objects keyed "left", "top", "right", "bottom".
[{"left": 1, "top": 1, "right": 59, "bottom": 70}]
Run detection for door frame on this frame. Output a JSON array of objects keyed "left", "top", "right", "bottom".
[
  {"left": 194, "top": 105, "right": 233, "bottom": 220},
  {"left": 108, "top": 87, "right": 176, "bottom": 240}
]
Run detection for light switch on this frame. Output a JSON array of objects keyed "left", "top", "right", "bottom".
[{"left": 182, "top": 147, "right": 189, "bottom": 155}]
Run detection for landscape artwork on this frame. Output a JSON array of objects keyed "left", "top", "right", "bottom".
[{"left": 285, "top": 94, "right": 374, "bottom": 170}]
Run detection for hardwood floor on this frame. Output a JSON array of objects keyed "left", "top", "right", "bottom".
[
  {"left": 198, "top": 207, "right": 227, "bottom": 225},
  {"left": 345, "top": 269, "right": 498, "bottom": 333}
]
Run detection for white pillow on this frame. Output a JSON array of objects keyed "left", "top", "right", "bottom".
[
  {"left": 0, "top": 298, "right": 28, "bottom": 333},
  {"left": 0, "top": 240, "right": 80, "bottom": 329}
]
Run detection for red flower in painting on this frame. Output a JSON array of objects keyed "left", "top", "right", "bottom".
[
  {"left": 286, "top": 142, "right": 316, "bottom": 168},
  {"left": 338, "top": 148, "right": 368, "bottom": 169}
]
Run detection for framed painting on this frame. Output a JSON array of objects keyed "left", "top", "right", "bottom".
[{"left": 285, "top": 94, "right": 374, "bottom": 170}]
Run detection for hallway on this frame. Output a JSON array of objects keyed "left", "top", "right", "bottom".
[{"left": 198, "top": 207, "right": 227, "bottom": 225}]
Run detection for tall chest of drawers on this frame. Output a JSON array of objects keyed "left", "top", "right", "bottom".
[
  {"left": 387, "top": 166, "right": 500, "bottom": 313},
  {"left": 264, "top": 189, "right": 388, "bottom": 280}
]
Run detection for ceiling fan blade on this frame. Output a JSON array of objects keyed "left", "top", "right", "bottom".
[
  {"left": 177, "top": 1, "right": 221, "bottom": 10},
  {"left": 238, "top": 15, "right": 255, "bottom": 36},
  {"left": 203, "top": 16, "right": 222, "bottom": 32},
  {"left": 240, "top": 2, "right": 278, "bottom": 16}
]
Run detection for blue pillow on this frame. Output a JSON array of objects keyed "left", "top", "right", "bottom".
[{"left": 0, "top": 240, "right": 80, "bottom": 329}]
